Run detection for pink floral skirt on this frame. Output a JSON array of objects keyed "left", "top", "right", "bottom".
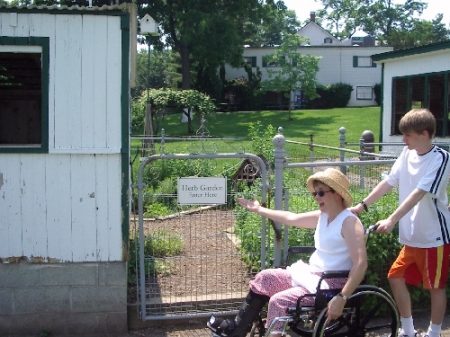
[{"left": 249, "top": 268, "right": 345, "bottom": 330}]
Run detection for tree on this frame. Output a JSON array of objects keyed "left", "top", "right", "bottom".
[
  {"left": 133, "top": 48, "right": 179, "bottom": 98},
  {"left": 314, "top": 0, "right": 359, "bottom": 40},
  {"left": 244, "top": 1, "right": 302, "bottom": 47},
  {"left": 386, "top": 14, "right": 450, "bottom": 49},
  {"left": 262, "top": 34, "right": 320, "bottom": 120},
  {"left": 356, "top": 0, "right": 427, "bottom": 45},
  {"left": 138, "top": 0, "right": 264, "bottom": 90},
  {"left": 315, "top": 0, "right": 450, "bottom": 49}
]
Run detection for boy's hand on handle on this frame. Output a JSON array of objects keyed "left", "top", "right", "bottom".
[
  {"left": 237, "top": 197, "right": 261, "bottom": 213},
  {"left": 349, "top": 204, "right": 364, "bottom": 216},
  {"left": 375, "top": 218, "right": 395, "bottom": 234}
]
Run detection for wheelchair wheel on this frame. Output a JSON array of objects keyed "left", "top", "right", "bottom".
[{"left": 313, "top": 285, "right": 399, "bottom": 337}]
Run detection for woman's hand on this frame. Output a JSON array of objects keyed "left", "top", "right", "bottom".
[
  {"left": 326, "top": 295, "right": 346, "bottom": 324},
  {"left": 237, "top": 197, "right": 261, "bottom": 213}
]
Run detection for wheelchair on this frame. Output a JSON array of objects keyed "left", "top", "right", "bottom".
[{"left": 248, "top": 226, "right": 400, "bottom": 337}]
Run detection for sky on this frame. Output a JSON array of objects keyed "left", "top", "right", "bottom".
[{"left": 283, "top": 0, "right": 450, "bottom": 24}]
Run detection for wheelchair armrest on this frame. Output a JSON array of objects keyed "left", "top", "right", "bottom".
[
  {"left": 286, "top": 246, "right": 315, "bottom": 266},
  {"left": 287, "top": 246, "right": 316, "bottom": 255},
  {"left": 321, "top": 270, "right": 350, "bottom": 279}
]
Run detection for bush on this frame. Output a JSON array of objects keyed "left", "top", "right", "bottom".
[
  {"left": 128, "top": 230, "right": 184, "bottom": 283},
  {"left": 307, "top": 83, "right": 353, "bottom": 109}
]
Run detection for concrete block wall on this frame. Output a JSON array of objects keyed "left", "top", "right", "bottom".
[{"left": 0, "top": 262, "right": 127, "bottom": 337}]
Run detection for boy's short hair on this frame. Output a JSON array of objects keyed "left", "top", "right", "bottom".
[{"left": 399, "top": 109, "right": 436, "bottom": 138}]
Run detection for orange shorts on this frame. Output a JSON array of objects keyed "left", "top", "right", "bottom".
[{"left": 388, "top": 244, "right": 450, "bottom": 289}]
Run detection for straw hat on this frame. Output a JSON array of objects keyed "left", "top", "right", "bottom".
[{"left": 306, "top": 168, "right": 353, "bottom": 208}]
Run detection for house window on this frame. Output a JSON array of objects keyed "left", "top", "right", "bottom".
[
  {"left": 262, "top": 56, "right": 286, "bottom": 68},
  {"left": 243, "top": 56, "right": 257, "bottom": 67},
  {"left": 353, "top": 56, "right": 376, "bottom": 68},
  {"left": 391, "top": 72, "right": 450, "bottom": 136},
  {"left": 0, "top": 37, "right": 49, "bottom": 153},
  {"left": 324, "top": 37, "right": 333, "bottom": 44},
  {"left": 356, "top": 86, "right": 373, "bottom": 100}
]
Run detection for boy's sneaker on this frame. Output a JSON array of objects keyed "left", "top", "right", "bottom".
[{"left": 395, "top": 328, "right": 418, "bottom": 337}]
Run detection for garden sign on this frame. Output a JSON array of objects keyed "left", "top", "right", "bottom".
[{"left": 178, "top": 177, "right": 227, "bottom": 205}]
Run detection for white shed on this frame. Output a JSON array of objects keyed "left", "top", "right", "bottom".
[
  {"left": 372, "top": 41, "right": 450, "bottom": 153},
  {"left": 0, "top": 3, "right": 136, "bottom": 335}
]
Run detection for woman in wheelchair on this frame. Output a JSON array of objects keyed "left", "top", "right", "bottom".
[{"left": 207, "top": 168, "right": 368, "bottom": 337}]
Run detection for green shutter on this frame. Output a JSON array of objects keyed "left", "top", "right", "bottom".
[{"left": 353, "top": 56, "right": 358, "bottom": 67}]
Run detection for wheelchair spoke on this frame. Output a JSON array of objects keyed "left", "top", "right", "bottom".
[{"left": 301, "top": 286, "right": 399, "bottom": 337}]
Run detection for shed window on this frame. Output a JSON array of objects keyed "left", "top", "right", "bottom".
[
  {"left": 391, "top": 72, "right": 450, "bottom": 137},
  {"left": 0, "top": 37, "right": 48, "bottom": 153}
]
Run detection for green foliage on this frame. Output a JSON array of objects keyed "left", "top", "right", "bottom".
[
  {"left": 143, "top": 0, "right": 264, "bottom": 89},
  {"left": 262, "top": 34, "right": 321, "bottom": 119},
  {"left": 244, "top": 1, "right": 301, "bottom": 47},
  {"left": 308, "top": 83, "right": 353, "bottom": 109},
  {"left": 223, "top": 63, "right": 264, "bottom": 110},
  {"left": 131, "top": 98, "right": 145, "bottom": 134},
  {"left": 144, "top": 202, "right": 170, "bottom": 217},
  {"left": 128, "top": 230, "right": 184, "bottom": 283},
  {"left": 133, "top": 88, "right": 216, "bottom": 135},
  {"left": 132, "top": 48, "right": 179, "bottom": 99},
  {"left": 248, "top": 122, "right": 276, "bottom": 163},
  {"left": 386, "top": 16, "right": 450, "bottom": 50},
  {"left": 315, "top": 0, "right": 449, "bottom": 49}
]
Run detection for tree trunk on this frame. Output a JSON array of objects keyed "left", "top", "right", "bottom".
[{"left": 180, "top": 44, "right": 190, "bottom": 89}]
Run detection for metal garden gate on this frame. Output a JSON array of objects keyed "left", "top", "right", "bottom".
[{"left": 134, "top": 152, "right": 270, "bottom": 321}]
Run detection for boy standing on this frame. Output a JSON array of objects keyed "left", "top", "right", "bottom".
[{"left": 351, "top": 109, "right": 450, "bottom": 337}]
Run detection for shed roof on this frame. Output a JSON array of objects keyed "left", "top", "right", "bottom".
[
  {"left": 372, "top": 40, "right": 450, "bottom": 62},
  {"left": 0, "top": 3, "right": 128, "bottom": 12}
]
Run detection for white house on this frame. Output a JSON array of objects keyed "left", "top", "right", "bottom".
[
  {"left": 0, "top": 3, "right": 136, "bottom": 335},
  {"left": 224, "top": 12, "right": 393, "bottom": 107},
  {"left": 372, "top": 40, "right": 450, "bottom": 153}
]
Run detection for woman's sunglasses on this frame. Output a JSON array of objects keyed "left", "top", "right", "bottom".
[{"left": 311, "top": 190, "right": 333, "bottom": 197}]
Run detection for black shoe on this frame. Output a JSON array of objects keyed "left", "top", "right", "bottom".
[{"left": 207, "top": 315, "right": 236, "bottom": 337}]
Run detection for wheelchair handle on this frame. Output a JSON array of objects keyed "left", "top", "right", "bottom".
[{"left": 365, "top": 224, "right": 379, "bottom": 234}]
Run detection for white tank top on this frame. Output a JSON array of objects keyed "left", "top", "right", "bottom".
[{"left": 308, "top": 209, "right": 359, "bottom": 272}]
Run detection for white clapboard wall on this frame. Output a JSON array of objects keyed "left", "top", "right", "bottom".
[{"left": 0, "top": 11, "right": 125, "bottom": 262}]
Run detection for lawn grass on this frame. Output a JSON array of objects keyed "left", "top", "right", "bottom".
[{"left": 131, "top": 106, "right": 381, "bottom": 155}]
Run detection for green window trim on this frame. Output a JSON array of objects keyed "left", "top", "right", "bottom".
[
  {"left": 353, "top": 55, "right": 376, "bottom": 68},
  {"left": 0, "top": 36, "right": 49, "bottom": 154}
]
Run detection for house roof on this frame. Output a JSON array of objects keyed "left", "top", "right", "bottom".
[
  {"left": 298, "top": 20, "right": 341, "bottom": 45},
  {"left": 0, "top": 3, "right": 128, "bottom": 12},
  {"left": 372, "top": 40, "right": 450, "bottom": 62}
]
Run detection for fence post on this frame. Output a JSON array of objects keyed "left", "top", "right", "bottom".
[
  {"left": 309, "top": 133, "right": 314, "bottom": 174},
  {"left": 359, "top": 137, "right": 365, "bottom": 189},
  {"left": 339, "top": 127, "right": 347, "bottom": 174},
  {"left": 160, "top": 128, "right": 165, "bottom": 155},
  {"left": 272, "top": 127, "right": 286, "bottom": 268}
]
